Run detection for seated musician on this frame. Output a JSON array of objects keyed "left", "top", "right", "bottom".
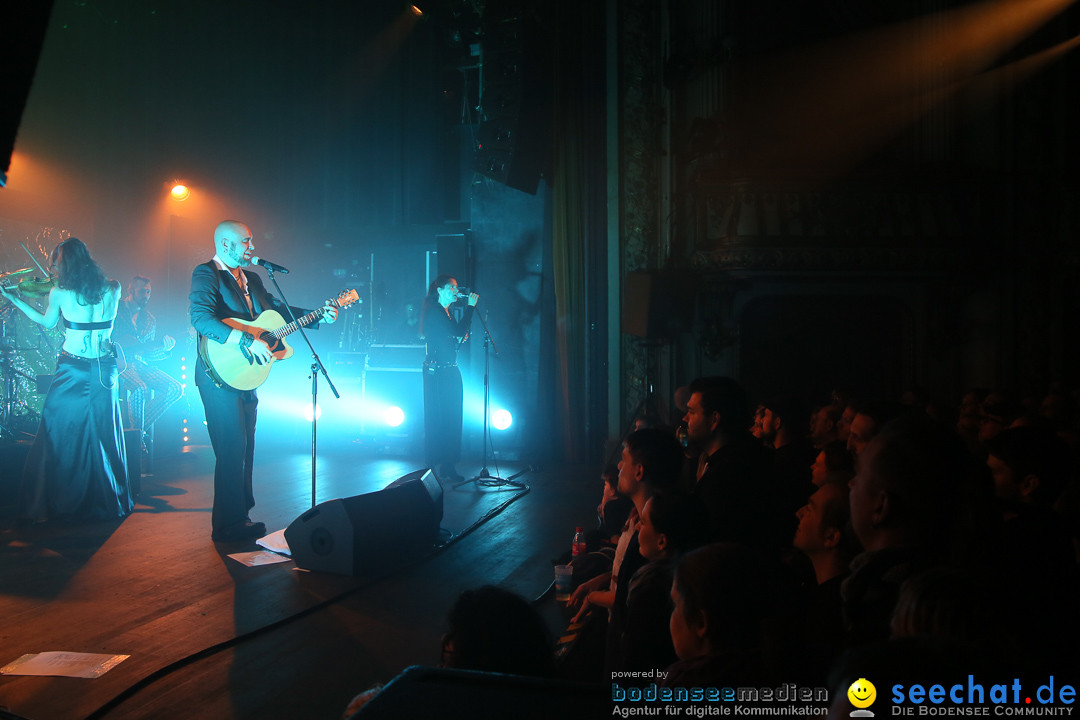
[{"left": 114, "top": 275, "right": 183, "bottom": 462}]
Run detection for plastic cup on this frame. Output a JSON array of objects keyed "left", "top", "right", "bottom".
[{"left": 554, "top": 564, "right": 573, "bottom": 601}]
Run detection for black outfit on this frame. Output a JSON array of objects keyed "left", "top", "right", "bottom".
[
  {"left": 841, "top": 547, "right": 929, "bottom": 646},
  {"left": 421, "top": 300, "right": 474, "bottom": 476},
  {"left": 189, "top": 260, "right": 312, "bottom": 540},
  {"left": 620, "top": 558, "right": 678, "bottom": 673},
  {"left": 692, "top": 432, "right": 778, "bottom": 548},
  {"left": 23, "top": 329, "right": 132, "bottom": 522},
  {"left": 796, "top": 573, "right": 848, "bottom": 686}
]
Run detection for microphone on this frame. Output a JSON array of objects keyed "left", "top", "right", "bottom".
[
  {"left": 454, "top": 286, "right": 471, "bottom": 295},
  {"left": 250, "top": 256, "right": 290, "bottom": 274}
]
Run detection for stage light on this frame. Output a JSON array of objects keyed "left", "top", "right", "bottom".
[
  {"left": 493, "top": 409, "right": 513, "bottom": 430},
  {"left": 304, "top": 403, "right": 323, "bottom": 422},
  {"left": 170, "top": 183, "right": 190, "bottom": 201},
  {"left": 411, "top": 5, "right": 422, "bottom": 16},
  {"left": 384, "top": 406, "right": 406, "bottom": 427}
]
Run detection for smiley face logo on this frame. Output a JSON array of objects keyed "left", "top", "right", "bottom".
[{"left": 847, "top": 678, "right": 877, "bottom": 709}]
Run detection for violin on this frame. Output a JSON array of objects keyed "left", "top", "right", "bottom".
[
  {"left": 0, "top": 269, "right": 56, "bottom": 299},
  {"left": 8, "top": 277, "right": 56, "bottom": 298}
]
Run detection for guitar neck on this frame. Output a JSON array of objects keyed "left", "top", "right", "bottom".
[{"left": 271, "top": 306, "right": 330, "bottom": 340}]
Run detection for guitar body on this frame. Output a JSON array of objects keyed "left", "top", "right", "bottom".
[
  {"left": 198, "top": 288, "right": 357, "bottom": 391},
  {"left": 200, "top": 310, "right": 295, "bottom": 391}
]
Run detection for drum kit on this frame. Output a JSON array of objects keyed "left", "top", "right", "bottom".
[{"left": 1, "top": 266, "right": 60, "bottom": 441}]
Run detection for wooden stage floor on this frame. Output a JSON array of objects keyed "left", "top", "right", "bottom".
[{"left": 0, "top": 442, "right": 599, "bottom": 720}]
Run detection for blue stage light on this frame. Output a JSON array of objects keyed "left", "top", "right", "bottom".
[
  {"left": 384, "top": 406, "right": 406, "bottom": 427},
  {"left": 493, "top": 408, "right": 513, "bottom": 430}
]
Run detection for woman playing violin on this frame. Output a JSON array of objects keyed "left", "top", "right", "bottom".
[{"left": 0, "top": 238, "right": 132, "bottom": 522}]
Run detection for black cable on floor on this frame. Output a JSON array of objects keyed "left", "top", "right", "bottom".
[{"left": 84, "top": 474, "right": 532, "bottom": 720}]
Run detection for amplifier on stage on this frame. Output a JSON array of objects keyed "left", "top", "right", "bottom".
[{"left": 329, "top": 352, "right": 367, "bottom": 372}]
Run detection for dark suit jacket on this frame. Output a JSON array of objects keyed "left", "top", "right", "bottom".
[{"left": 189, "top": 260, "right": 312, "bottom": 389}]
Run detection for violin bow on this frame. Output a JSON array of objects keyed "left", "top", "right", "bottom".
[{"left": 20, "top": 241, "right": 51, "bottom": 278}]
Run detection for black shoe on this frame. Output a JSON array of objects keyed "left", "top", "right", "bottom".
[{"left": 212, "top": 520, "right": 267, "bottom": 542}]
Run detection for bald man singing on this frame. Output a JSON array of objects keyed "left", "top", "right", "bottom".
[{"left": 189, "top": 220, "right": 336, "bottom": 542}]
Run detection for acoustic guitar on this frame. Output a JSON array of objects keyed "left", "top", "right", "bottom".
[{"left": 200, "top": 288, "right": 359, "bottom": 390}]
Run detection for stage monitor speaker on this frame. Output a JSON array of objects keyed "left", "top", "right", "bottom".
[{"left": 285, "top": 469, "right": 443, "bottom": 576}]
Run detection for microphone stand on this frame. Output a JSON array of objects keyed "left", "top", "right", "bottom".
[
  {"left": 455, "top": 307, "right": 501, "bottom": 489},
  {"left": 262, "top": 266, "right": 340, "bottom": 509}
]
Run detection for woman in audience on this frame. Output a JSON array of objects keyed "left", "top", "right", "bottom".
[{"left": 618, "top": 492, "right": 708, "bottom": 673}]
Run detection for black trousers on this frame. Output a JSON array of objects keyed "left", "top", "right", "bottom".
[
  {"left": 197, "top": 380, "right": 258, "bottom": 532},
  {"left": 423, "top": 365, "right": 463, "bottom": 469}
]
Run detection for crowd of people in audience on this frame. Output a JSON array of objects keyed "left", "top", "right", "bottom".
[{"left": 345, "top": 378, "right": 1080, "bottom": 717}]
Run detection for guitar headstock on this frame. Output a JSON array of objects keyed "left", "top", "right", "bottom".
[{"left": 332, "top": 288, "right": 360, "bottom": 309}]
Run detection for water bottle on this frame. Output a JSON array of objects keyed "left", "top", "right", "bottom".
[{"left": 572, "top": 526, "right": 587, "bottom": 559}]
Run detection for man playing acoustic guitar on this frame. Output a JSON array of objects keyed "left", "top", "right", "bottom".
[{"left": 190, "top": 220, "right": 338, "bottom": 543}]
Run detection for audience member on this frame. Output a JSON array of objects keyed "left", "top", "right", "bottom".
[
  {"left": 342, "top": 585, "right": 555, "bottom": 718},
  {"left": 673, "top": 385, "right": 691, "bottom": 418},
  {"left": 809, "top": 404, "right": 841, "bottom": 449},
  {"left": 591, "top": 463, "right": 633, "bottom": 549},
  {"left": 956, "top": 387, "right": 989, "bottom": 453},
  {"left": 441, "top": 585, "right": 556, "bottom": 677},
  {"left": 835, "top": 403, "right": 857, "bottom": 445},
  {"left": 889, "top": 567, "right": 1004, "bottom": 649},
  {"left": 681, "top": 377, "right": 778, "bottom": 548},
  {"left": 567, "top": 428, "right": 683, "bottom": 676},
  {"left": 846, "top": 400, "right": 906, "bottom": 467},
  {"left": 794, "top": 482, "right": 859, "bottom": 587},
  {"left": 811, "top": 441, "right": 855, "bottom": 488},
  {"left": 1040, "top": 388, "right": 1080, "bottom": 445},
  {"left": 759, "top": 396, "right": 817, "bottom": 528},
  {"left": 792, "top": 481, "right": 860, "bottom": 681},
  {"left": 662, "top": 543, "right": 791, "bottom": 689},
  {"left": 977, "top": 390, "right": 1021, "bottom": 444},
  {"left": 618, "top": 492, "right": 709, "bottom": 673},
  {"left": 843, "top": 415, "right": 978, "bottom": 645},
  {"left": 984, "top": 426, "right": 1079, "bottom": 670},
  {"left": 749, "top": 404, "right": 767, "bottom": 442}
]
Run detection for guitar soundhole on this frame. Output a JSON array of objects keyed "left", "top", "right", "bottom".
[{"left": 260, "top": 332, "right": 281, "bottom": 353}]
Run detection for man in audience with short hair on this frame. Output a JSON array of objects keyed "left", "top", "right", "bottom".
[
  {"left": 985, "top": 425, "right": 1079, "bottom": 672},
  {"left": 843, "top": 416, "right": 971, "bottom": 645},
  {"left": 846, "top": 400, "right": 905, "bottom": 468},
  {"left": 760, "top": 396, "right": 817, "bottom": 530},
  {"left": 811, "top": 441, "right": 855, "bottom": 488},
  {"left": 682, "top": 377, "right": 777, "bottom": 548},
  {"left": 793, "top": 479, "right": 860, "bottom": 681},
  {"left": 985, "top": 426, "right": 1074, "bottom": 571},
  {"left": 809, "top": 404, "right": 841, "bottom": 450}
]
